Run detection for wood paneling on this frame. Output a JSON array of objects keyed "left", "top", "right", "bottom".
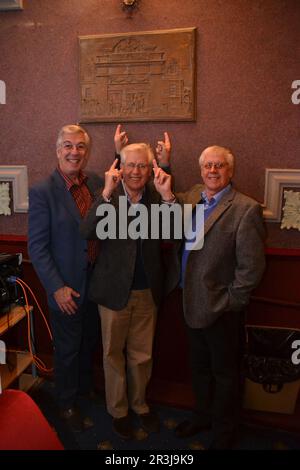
[{"left": 1, "top": 235, "right": 300, "bottom": 431}]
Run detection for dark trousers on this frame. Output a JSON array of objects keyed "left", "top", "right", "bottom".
[
  {"left": 187, "top": 310, "right": 243, "bottom": 443},
  {"left": 50, "top": 288, "right": 99, "bottom": 409}
]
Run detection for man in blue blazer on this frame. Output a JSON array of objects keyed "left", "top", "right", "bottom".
[{"left": 28, "top": 124, "right": 102, "bottom": 432}]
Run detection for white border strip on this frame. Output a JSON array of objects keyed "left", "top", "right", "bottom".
[
  {"left": 263, "top": 169, "right": 300, "bottom": 222},
  {"left": 0, "top": 165, "right": 28, "bottom": 213}
]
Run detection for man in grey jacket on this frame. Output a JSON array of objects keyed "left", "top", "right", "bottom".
[
  {"left": 80, "top": 142, "right": 172, "bottom": 440},
  {"left": 163, "top": 145, "right": 266, "bottom": 449}
]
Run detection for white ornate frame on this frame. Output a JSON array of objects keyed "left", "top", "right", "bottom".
[
  {"left": 0, "top": 1, "right": 23, "bottom": 10},
  {"left": 263, "top": 169, "right": 300, "bottom": 222},
  {"left": 0, "top": 165, "right": 28, "bottom": 213}
]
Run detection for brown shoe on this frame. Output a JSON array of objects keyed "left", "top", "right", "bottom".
[
  {"left": 112, "top": 415, "right": 134, "bottom": 440},
  {"left": 138, "top": 411, "right": 160, "bottom": 433}
]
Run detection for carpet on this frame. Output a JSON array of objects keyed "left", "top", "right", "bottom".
[{"left": 29, "top": 379, "right": 300, "bottom": 451}]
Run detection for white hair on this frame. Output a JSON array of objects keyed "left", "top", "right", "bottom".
[
  {"left": 56, "top": 124, "right": 90, "bottom": 149},
  {"left": 120, "top": 143, "right": 154, "bottom": 165},
  {"left": 199, "top": 145, "right": 235, "bottom": 170}
]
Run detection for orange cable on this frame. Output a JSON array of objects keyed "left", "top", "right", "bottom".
[
  {"left": 17, "top": 278, "right": 53, "bottom": 340},
  {"left": 15, "top": 279, "right": 53, "bottom": 373}
]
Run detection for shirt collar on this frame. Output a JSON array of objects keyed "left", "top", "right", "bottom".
[
  {"left": 57, "top": 166, "right": 87, "bottom": 191},
  {"left": 201, "top": 183, "right": 232, "bottom": 206}
]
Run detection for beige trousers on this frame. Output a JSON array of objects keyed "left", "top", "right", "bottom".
[{"left": 99, "top": 289, "right": 157, "bottom": 418}]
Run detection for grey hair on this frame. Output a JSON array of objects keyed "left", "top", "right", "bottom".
[
  {"left": 120, "top": 143, "right": 154, "bottom": 165},
  {"left": 199, "top": 145, "right": 235, "bottom": 170},
  {"left": 56, "top": 124, "right": 90, "bottom": 149}
]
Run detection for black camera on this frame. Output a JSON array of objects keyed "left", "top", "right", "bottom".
[{"left": 0, "top": 253, "right": 23, "bottom": 314}]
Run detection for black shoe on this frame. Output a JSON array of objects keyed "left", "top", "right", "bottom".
[
  {"left": 60, "top": 406, "right": 94, "bottom": 433},
  {"left": 138, "top": 411, "right": 160, "bottom": 433},
  {"left": 112, "top": 415, "right": 134, "bottom": 440},
  {"left": 175, "top": 420, "right": 211, "bottom": 438}
]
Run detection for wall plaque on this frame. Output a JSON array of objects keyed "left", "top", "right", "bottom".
[{"left": 79, "top": 27, "right": 196, "bottom": 122}]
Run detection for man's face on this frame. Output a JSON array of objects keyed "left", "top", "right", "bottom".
[
  {"left": 200, "top": 148, "right": 233, "bottom": 196},
  {"left": 56, "top": 132, "right": 89, "bottom": 178},
  {"left": 121, "top": 150, "right": 152, "bottom": 193}
]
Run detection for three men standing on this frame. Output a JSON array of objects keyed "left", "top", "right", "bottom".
[{"left": 29, "top": 125, "right": 265, "bottom": 448}]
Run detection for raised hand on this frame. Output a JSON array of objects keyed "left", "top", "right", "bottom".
[
  {"left": 114, "top": 124, "right": 128, "bottom": 154},
  {"left": 156, "top": 132, "right": 171, "bottom": 167},
  {"left": 153, "top": 159, "right": 173, "bottom": 201},
  {"left": 103, "top": 158, "right": 123, "bottom": 200},
  {"left": 54, "top": 286, "right": 80, "bottom": 315}
]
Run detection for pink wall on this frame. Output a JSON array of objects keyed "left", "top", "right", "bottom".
[{"left": 0, "top": 0, "right": 299, "bottom": 247}]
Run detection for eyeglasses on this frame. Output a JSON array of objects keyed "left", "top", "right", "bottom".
[
  {"left": 62, "top": 142, "right": 87, "bottom": 152},
  {"left": 124, "top": 162, "right": 150, "bottom": 170},
  {"left": 202, "top": 162, "right": 228, "bottom": 170}
]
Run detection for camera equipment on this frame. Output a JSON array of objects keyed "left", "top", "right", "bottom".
[{"left": 0, "top": 253, "right": 23, "bottom": 314}]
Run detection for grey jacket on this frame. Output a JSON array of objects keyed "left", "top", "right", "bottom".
[{"left": 167, "top": 184, "right": 266, "bottom": 328}]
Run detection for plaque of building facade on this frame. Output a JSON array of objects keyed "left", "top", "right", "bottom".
[{"left": 79, "top": 28, "right": 196, "bottom": 122}]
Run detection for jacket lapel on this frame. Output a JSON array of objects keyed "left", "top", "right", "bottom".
[
  {"left": 204, "top": 187, "right": 236, "bottom": 236},
  {"left": 51, "top": 169, "right": 81, "bottom": 223}
]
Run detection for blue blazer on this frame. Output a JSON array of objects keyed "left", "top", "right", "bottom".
[{"left": 28, "top": 169, "right": 103, "bottom": 310}]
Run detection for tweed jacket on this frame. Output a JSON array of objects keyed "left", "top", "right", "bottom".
[
  {"left": 167, "top": 184, "right": 266, "bottom": 328},
  {"left": 28, "top": 169, "right": 103, "bottom": 310},
  {"left": 80, "top": 182, "right": 165, "bottom": 310}
]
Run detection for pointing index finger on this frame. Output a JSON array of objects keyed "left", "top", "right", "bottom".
[
  {"left": 110, "top": 158, "right": 119, "bottom": 171},
  {"left": 153, "top": 158, "right": 159, "bottom": 169},
  {"left": 164, "top": 132, "right": 170, "bottom": 142}
]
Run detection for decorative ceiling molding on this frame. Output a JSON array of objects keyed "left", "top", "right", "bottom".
[
  {"left": 263, "top": 169, "right": 300, "bottom": 222},
  {"left": 0, "top": 1, "right": 23, "bottom": 11},
  {"left": 0, "top": 165, "right": 28, "bottom": 213}
]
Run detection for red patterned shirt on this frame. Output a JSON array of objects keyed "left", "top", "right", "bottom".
[{"left": 57, "top": 167, "right": 99, "bottom": 264}]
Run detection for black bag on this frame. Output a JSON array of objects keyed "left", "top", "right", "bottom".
[{"left": 243, "top": 326, "right": 300, "bottom": 393}]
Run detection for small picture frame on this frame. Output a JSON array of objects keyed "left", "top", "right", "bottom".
[{"left": 0, "top": 165, "right": 28, "bottom": 213}]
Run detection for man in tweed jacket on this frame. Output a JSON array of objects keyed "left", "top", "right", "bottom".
[{"left": 165, "top": 145, "right": 266, "bottom": 449}]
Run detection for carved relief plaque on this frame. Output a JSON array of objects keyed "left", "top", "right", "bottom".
[{"left": 79, "top": 28, "right": 196, "bottom": 122}]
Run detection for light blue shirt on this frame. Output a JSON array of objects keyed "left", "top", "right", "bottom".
[{"left": 200, "top": 184, "right": 232, "bottom": 217}]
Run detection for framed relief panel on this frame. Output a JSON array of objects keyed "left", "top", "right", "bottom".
[{"left": 79, "top": 27, "right": 196, "bottom": 122}]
